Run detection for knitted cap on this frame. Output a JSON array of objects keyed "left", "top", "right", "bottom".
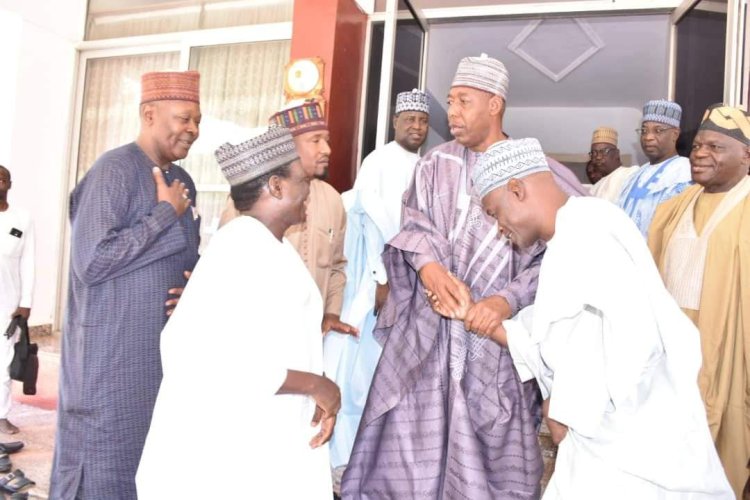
[
  {"left": 472, "top": 138, "right": 550, "bottom": 199},
  {"left": 642, "top": 99, "right": 682, "bottom": 128},
  {"left": 395, "top": 89, "right": 430, "bottom": 115},
  {"left": 215, "top": 128, "right": 299, "bottom": 187},
  {"left": 591, "top": 126, "right": 618, "bottom": 147},
  {"left": 269, "top": 100, "right": 327, "bottom": 137},
  {"left": 451, "top": 53, "right": 509, "bottom": 99},
  {"left": 141, "top": 71, "right": 200, "bottom": 104},
  {"left": 698, "top": 103, "right": 750, "bottom": 146}
]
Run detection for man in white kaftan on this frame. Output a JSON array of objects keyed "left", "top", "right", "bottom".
[
  {"left": 0, "top": 165, "right": 34, "bottom": 434},
  {"left": 137, "top": 128, "right": 336, "bottom": 499},
  {"left": 324, "top": 89, "right": 430, "bottom": 473},
  {"left": 468, "top": 138, "right": 733, "bottom": 500}
]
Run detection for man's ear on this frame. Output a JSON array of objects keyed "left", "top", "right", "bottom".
[
  {"left": 141, "top": 103, "right": 156, "bottom": 126},
  {"left": 267, "top": 175, "right": 283, "bottom": 199},
  {"left": 392, "top": 113, "right": 400, "bottom": 130},
  {"left": 671, "top": 128, "right": 681, "bottom": 143},
  {"left": 488, "top": 95, "right": 505, "bottom": 117},
  {"left": 507, "top": 178, "right": 526, "bottom": 201}
]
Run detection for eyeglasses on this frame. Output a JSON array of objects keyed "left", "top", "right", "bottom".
[
  {"left": 588, "top": 147, "right": 615, "bottom": 158},
  {"left": 635, "top": 126, "right": 675, "bottom": 137}
]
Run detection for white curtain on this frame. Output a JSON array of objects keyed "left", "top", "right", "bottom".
[
  {"left": 86, "top": 0, "right": 293, "bottom": 41},
  {"left": 184, "top": 40, "right": 290, "bottom": 250},
  {"left": 75, "top": 39, "right": 289, "bottom": 251}
]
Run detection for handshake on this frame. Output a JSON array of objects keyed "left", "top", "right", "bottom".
[{"left": 418, "top": 262, "right": 510, "bottom": 345}]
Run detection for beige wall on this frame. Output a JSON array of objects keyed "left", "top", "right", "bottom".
[{"left": 0, "top": 0, "right": 86, "bottom": 326}]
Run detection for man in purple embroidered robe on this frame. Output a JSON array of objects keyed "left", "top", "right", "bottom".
[{"left": 342, "top": 54, "right": 586, "bottom": 499}]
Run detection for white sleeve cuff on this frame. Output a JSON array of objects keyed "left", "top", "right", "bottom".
[{"left": 504, "top": 318, "right": 536, "bottom": 385}]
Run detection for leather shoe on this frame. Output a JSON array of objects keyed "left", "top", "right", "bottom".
[
  {"left": 0, "top": 455, "right": 11, "bottom": 474},
  {"left": 0, "top": 443, "right": 22, "bottom": 455}
]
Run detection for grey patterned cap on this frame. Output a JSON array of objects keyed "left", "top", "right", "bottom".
[
  {"left": 215, "top": 127, "right": 300, "bottom": 187},
  {"left": 451, "top": 53, "right": 509, "bottom": 99},
  {"left": 642, "top": 99, "right": 682, "bottom": 128},
  {"left": 472, "top": 138, "right": 549, "bottom": 199},
  {"left": 395, "top": 89, "right": 430, "bottom": 115}
]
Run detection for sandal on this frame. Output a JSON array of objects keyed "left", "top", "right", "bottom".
[
  {"left": 0, "top": 454, "right": 11, "bottom": 473},
  {"left": 0, "top": 442, "right": 23, "bottom": 455},
  {"left": 0, "top": 470, "right": 34, "bottom": 494}
]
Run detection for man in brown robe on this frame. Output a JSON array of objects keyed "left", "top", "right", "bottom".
[{"left": 649, "top": 104, "right": 750, "bottom": 497}]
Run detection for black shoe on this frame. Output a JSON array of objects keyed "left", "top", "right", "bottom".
[
  {"left": 0, "top": 455, "right": 10, "bottom": 474},
  {"left": 0, "top": 443, "right": 23, "bottom": 455}
]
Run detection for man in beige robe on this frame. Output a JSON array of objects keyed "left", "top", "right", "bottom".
[
  {"left": 222, "top": 100, "right": 355, "bottom": 336},
  {"left": 649, "top": 104, "right": 750, "bottom": 497}
]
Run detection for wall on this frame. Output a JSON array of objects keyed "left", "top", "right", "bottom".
[
  {"left": 291, "top": 0, "right": 367, "bottom": 191},
  {"left": 423, "top": 14, "right": 671, "bottom": 166},
  {"left": 0, "top": 0, "right": 86, "bottom": 327},
  {"left": 505, "top": 106, "right": 645, "bottom": 165}
]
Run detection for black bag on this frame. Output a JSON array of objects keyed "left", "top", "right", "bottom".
[{"left": 5, "top": 317, "right": 38, "bottom": 395}]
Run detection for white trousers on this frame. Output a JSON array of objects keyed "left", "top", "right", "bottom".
[{"left": 0, "top": 310, "right": 19, "bottom": 419}]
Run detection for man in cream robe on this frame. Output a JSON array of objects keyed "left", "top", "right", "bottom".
[
  {"left": 464, "top": 137, "right": 732, "bottom": 499},
  {"left": 649, "top": 104, "right": 750, "bottom": 497},
  {"left": 588, "top": 126, "right": 638, "bottom": 202},
  {"left": 222, "top": 100, "right": 353, "bottom": 335},
  {"left": 138, "top": 128, "right": 337, "bottom": 499}
]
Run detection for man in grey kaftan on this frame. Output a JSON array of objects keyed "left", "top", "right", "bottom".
[
  {"left": 342, "top": 54, "right": 586, "bottom": 499},
  {"left": 50, "top": 71, "right": 202, "bottom": 499}
]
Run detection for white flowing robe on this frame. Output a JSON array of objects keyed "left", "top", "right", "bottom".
[
  {"left": 505, "top": 197, "right": 732, "bottom": 500},
  {"left": 590, "top": 165, "right": 638, "bottom": 203},
  {"left": 137, "top": 216, "right": 332, "bottom": 499},
  {"left": 324, "top": 142, "right": 419, "bottom": 468}
]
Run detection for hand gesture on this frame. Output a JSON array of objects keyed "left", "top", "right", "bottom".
[
  {"left": 308, "top": 374, "right": 341, "bottom": 448},
  {"left": 152, "top": 167, "right": 191, "bottom": 217},
  {"left": 374, "top": 282, "right": 389, "bottom": 315},
  {"left": 322, "top": 313, "right": 359, "bottom": 337},
  {"left": 419, "top": 262, "right": 469, "bottom": 318},
  {"left": 310, "top": 375, "right": 341, "bottom": 426},
  {"left": 11, "top": 307, "right": 30, "bottom": 320},
  {"left": 427, "top": 273, "right": 472, "bottom": 320},
  {"left": 464, "top": 295, "right": 511, "bottom": 338},
  {"left": 543, "top": 398, "right": 568, "bottom": 445},
  {"left": 309, "top": 412, "right": 336, "bottom": 448},
  {"left": 165, "top": 270, "right": 192, "bottom": 317}
]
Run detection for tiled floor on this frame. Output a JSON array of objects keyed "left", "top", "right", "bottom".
[
  {"left": 4, "top": 331, "right": 559, "bottom": 499},
  {"left": 6, "top": 345, "right": 58, "bottom": 499}
]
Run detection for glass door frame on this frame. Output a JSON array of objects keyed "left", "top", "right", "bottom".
[{"left": 671, "top": 0, "right": 749, "bottom": 109}]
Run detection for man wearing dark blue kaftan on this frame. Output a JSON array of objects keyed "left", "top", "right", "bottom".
[{"left": 50, "top": 70, "right": 202, "bottom": 499}]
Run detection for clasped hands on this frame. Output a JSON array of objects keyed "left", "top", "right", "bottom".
[{"left": 418, "top": 262, "right": 511, "bottom": 341}]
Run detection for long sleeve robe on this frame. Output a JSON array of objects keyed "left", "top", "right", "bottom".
[
  {"left": 506, "top": 196, "right": 732, "bottom": 499},
  {"left": 617, "top": 155, "right": 692, "bottom": 237},
  {"left": 50, "top": 143, "right": 200, "bottom": 499},
  {"left": 285, "top": 178, "right": 347, "bottom": 316},
  {"left": 325, "top": 141, "right": 420, "bottom": 469},
  {"left": 137, "top": 216, "right": 331, "bottom": 499},
  {"left": 649, "top": 181, "right": 750, "bottom": 498},
  {"left": 342, "top": 140, "right": 586, "bottom": 499}
]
